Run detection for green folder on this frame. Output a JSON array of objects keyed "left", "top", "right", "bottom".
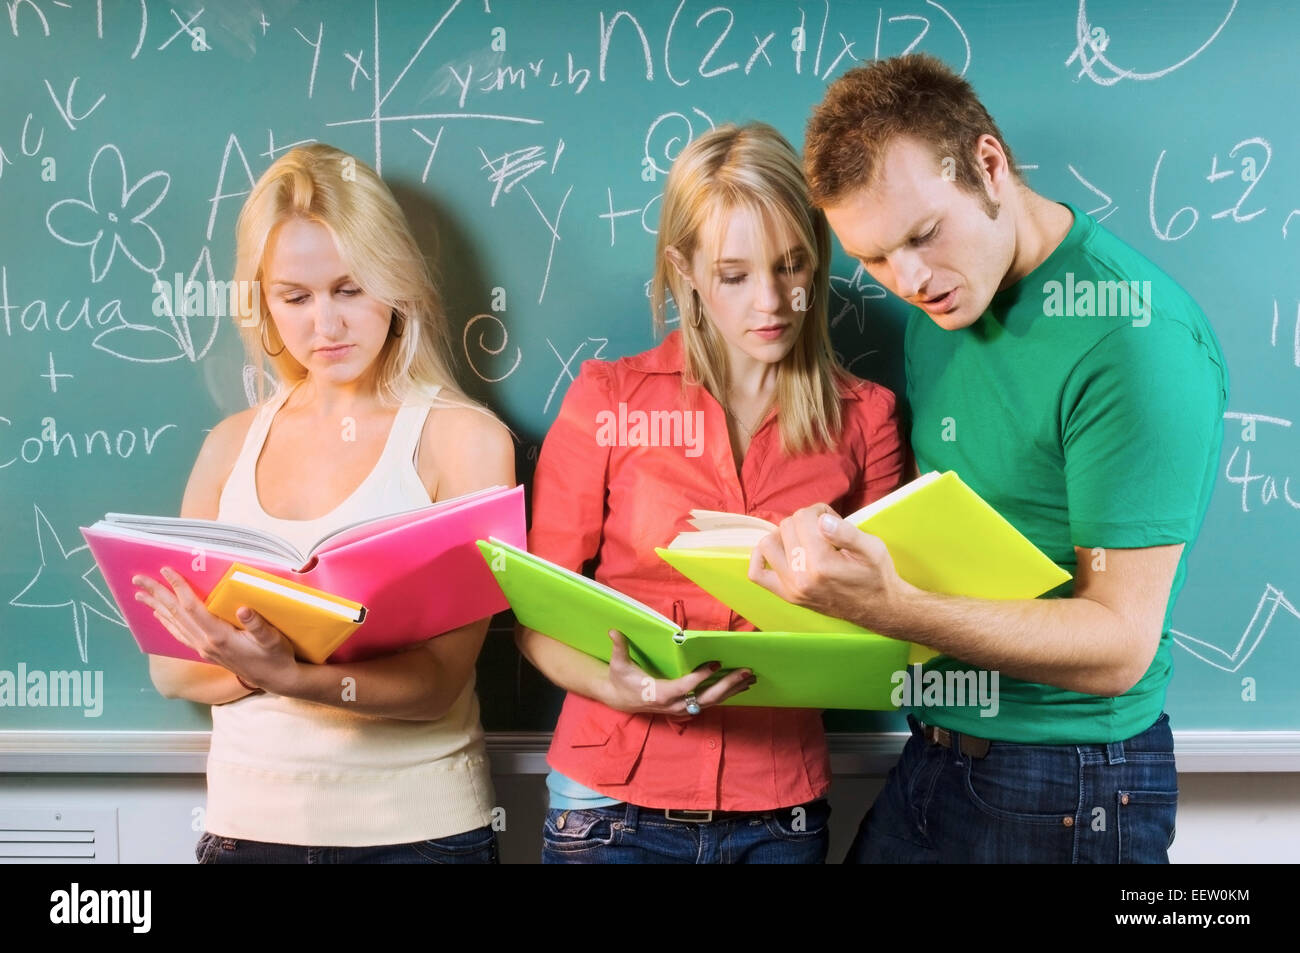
[{"left": 477, "top": 537, "right": 911, "bottom": 710}]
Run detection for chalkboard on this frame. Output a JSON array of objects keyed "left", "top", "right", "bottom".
[{"left": 1, "top": 1, "right": 1295, "bottom": 746}]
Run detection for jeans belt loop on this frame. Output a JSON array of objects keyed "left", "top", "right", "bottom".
[{"left": 1106, "top": 740, "right": 1126, "bottom": 765}]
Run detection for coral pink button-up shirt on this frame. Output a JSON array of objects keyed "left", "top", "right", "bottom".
[{"left": 529, "top": 331, "right": 904, "bottom": 811}]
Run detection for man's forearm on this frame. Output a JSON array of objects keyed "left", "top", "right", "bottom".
[{"left": 870, "top": 585, "right": 1151, "bottom": 697}]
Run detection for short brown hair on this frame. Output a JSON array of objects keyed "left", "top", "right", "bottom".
[{"left": 803, "top": 53, "right": 1019, "bottom": 208}]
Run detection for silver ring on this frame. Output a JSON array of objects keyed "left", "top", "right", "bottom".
[{"left": 684, "top": 692, "right": 701, "bottom": 716}]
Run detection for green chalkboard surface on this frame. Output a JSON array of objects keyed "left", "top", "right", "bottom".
[{"left": 1, "top": 1, "right": 1295, "bottom": 742}]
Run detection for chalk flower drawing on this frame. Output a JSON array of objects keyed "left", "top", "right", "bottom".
[
  {"left": 46, "top": 143, "right": 168, "bottom": 282},
  {"left": 45, "top": 143, "right": 207, "bottom": 363}
]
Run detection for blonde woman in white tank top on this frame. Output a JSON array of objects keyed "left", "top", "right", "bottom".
[{"left": 131, "top": 145, "right": 514, "bottom": 863}]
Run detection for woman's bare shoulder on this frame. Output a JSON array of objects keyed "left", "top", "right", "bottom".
[
  {"left": 181, "top": 406, "right": 261, "bottom": 519},
  {"left": 416, "top": 400, "right": 516, "bottom": 500},
  {"left": 210, "top": 404, "right": 260, "bottom": 441}
]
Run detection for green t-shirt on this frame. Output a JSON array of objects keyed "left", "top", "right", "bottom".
[{"left": 905, "top": 202, "right": 1228, "bottom": 744}]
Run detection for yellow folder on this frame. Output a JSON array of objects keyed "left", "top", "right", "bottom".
[
  {"left": 656, "top": 470, "right": 1071, "bottom": 662},
  {"left": 204, "top": 562, "right": 367, "bottom": 664}
]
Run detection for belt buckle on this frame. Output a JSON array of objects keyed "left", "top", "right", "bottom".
[
  {"left": 923, "top": 723, "right": 952, "bottom": 748},
  {"left": 923, "top": 721, "right": 989, "bottom": 759},
  {"left": 664, "top": 809, "right": 713, "bottom": 823}
]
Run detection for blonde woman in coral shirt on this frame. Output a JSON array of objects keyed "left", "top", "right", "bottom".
[{"left": 518, "top": 123, "right": 905, "bottom": 864}]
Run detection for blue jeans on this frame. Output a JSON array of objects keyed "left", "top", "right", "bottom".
[
  {"left": 195, "top": 825, "right": 499, "bottom": 864},
  {"left": 541, "top": 799, "right": 830, "bottom": 864},
  {"left": 848, "top": 713, "right": 1178, "bottom": 863}
]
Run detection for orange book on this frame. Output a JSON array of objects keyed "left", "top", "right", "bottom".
[{"left": 205, "top": 563, "right": 366, "bottom": 664}]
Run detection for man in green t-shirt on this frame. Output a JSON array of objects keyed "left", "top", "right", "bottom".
[{"left": 752, "top": 54, "right": 1227, "bottom": 863}]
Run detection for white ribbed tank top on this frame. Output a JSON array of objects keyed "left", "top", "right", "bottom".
[{"left": 203, "top": 382, "right": 495, "bottom": 846}]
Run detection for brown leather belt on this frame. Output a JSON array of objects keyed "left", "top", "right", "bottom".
[
  {"left": 921, "top": 722, "right": 991, "bottom": 759},
  {"left": 661, "top": 808, "right": 759, "bottom": 823}
]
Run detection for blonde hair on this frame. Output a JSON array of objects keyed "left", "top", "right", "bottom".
[
  {"left": 232, "top": 143, "right": 480, "bottom": 412},
  {"left": 650, "top": 122, "right": 848, "bottom": 454}
]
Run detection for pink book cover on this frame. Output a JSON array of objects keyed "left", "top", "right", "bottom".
[{"left": 80, "top": 484, "right": 526, "bottom": 664}]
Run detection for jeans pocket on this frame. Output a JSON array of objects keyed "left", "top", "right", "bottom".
[
  {"left": 902, "top": 739, "right": 945, "bottom": 836},
  {"left": 542, "top": 808, "right": 621, "bottom": 854},
  {"left": 410, "top": 825, "right": 499, "bottom": 864},
  {"left": 961, "top": 747, "right": 1079, "bottom": 824},
  {"left": 1116, "top": 789, "right": 1178, "bottom": 864},
  {"left": 763, "top": 798, "right": 831, "bottom": 841}
]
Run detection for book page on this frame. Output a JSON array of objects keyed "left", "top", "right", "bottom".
[
  {"left": 101, "top": 514, "right": 303, "bottom": 563},
  {"left": 842, "top": 470, "right": 944, "bottom": 525},
  {"left": 684, "top": 509, "right": 779, "bottom": 533},
  {"left": 666, "top": 529, "right": 766, "bottom": 550},
  {"left": 308, "top": 484, "right": 509, "bottom": 556},
  {"left": 664, "top": 509, "right": 777, "bottom": 550},
  {"left": 231, "top": 570, "right": 363, "bottom": 620}
]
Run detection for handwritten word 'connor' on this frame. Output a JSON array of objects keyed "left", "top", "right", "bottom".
[{"left": 0, "top": 416, "right": 176, "bottom": 467}]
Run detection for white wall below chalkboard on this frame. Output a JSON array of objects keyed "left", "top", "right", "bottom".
[{"left": 0, "top": 769, "right": 1295, "bottom": 864}]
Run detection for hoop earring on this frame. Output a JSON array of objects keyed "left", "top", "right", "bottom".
[
  {"left": 259, "top": 321, "right": 285, "bottom": 357},
  {"left": 689, "top": 290, "right": 703, "bottom": 329}
]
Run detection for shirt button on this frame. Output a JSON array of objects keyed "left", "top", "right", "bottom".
[{"left": 708, "top": 740, "right": 717, "bottom": 749}]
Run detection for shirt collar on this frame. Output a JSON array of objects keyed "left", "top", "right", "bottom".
[{"left": 623, "top": 329, "right": 687, "bottom": 374}]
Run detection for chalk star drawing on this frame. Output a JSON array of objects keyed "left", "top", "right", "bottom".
[
  {"left": 8, "top": 505, "right": 125, "bottom": 664},
  {"left": 1172, "top": 584, "right": 1298, "bottom": 672},
  {"left": 829, "top": 263, "right": 888, "bottom": 335}
]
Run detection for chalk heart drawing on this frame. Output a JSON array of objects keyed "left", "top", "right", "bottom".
[
  {"left": 8, "top": 504, "right": 125, "bottom": 666},
  {"left": 44, "top": 143, "right": 199, "bottom": 364}
]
